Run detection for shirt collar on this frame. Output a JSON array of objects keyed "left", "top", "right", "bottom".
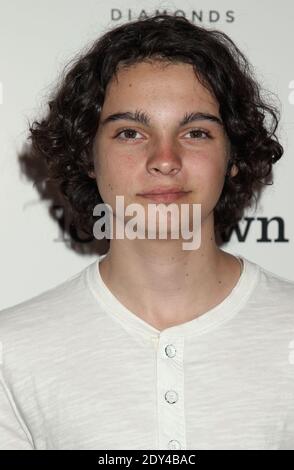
[{"left": 86, "top": 252, "right": 260, "bottom": 339}]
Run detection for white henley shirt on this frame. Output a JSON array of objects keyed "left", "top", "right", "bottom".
[{"left": 0, "top": 253, "right": 294, "bottom": 450}]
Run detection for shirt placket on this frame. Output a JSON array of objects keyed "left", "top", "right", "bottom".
[{"left": 154, "top": 333, "right": 186, "bottom": 450}]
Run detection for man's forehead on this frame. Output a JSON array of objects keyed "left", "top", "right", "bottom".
[
  {"left": 106, "top": 63, "right": 217, "bottom": 108},
  {"left": 111, "top": 60, "right": 205, "bottom": 86}
]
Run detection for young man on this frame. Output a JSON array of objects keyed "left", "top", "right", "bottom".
[{"left": 1, "top": 14, "right": 294, "bottom": 450}]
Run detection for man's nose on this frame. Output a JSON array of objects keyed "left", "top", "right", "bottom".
[{"left": 146, "top": 142, "right": 182, "bottom": 176}]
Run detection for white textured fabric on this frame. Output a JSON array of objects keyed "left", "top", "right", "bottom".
[{"left": 0, "top": 253, "right": 294, "bottom": 450}]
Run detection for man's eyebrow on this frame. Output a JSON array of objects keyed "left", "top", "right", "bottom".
[
  {"left": 100, "top": 110, "right": 151, "bottom": 127},
  {"left": 100, "top": 109, "right": 224, "bottom": 127},
  {"left": 180, "top": 111, "right": 223, "bottom": 127}
]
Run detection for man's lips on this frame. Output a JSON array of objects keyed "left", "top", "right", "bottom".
[
  {"left": 137, "top": 187, "right": 190, "bottom": 195},
  {"left": 137, "top": 188, "right": 191, "bottom": 203}
]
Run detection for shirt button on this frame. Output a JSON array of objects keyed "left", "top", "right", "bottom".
[
  {"left": 164, "top": 390, "right": 178, "bottom": 404},
  {"left": 168, "top": 439, "right": 181, "bottom": 450},
  {"left": 165, "top": 344, "right": 176, "bottom": 358}
]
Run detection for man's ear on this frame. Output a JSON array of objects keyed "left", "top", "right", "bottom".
[
  {"left": 88, "top": 170, "right": 96, "bottom": 179},
  {"left": 230, "top": 164, "right": 239, "bottom": 178}
]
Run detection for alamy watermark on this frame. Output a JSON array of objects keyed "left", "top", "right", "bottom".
[{"left": 92, "top": 196, "right": 202, "bottom": 250}]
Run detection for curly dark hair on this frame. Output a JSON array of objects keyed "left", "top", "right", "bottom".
[{"left": 28, "top": 12, "right": 283, "bottom": 244}]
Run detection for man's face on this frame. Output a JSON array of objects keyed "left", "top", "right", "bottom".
[{"left": 91, "top": 60, "right": 236, "bottom": 232}]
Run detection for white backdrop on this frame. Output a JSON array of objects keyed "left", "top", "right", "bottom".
[{"left": 0, "top": 0, "right": 293, "bottom": 310}]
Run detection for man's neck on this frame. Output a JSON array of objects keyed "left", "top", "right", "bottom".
[{"left": 98, "top": 237, "right": 242, "bottom": 331}]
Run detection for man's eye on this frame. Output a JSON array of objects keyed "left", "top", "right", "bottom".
[
  {"left": 114, "top": 128, "right": 212, "bottom": 141},
  {"left": 114, "top": 128, "right": 141, "bottom": 140},
  {"left": 185, "top": 129, "right": 212, "bottom": 139}
]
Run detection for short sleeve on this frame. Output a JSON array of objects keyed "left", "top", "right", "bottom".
[{"left": 0, "top": 367, "right": 35, "bottom": 450}]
